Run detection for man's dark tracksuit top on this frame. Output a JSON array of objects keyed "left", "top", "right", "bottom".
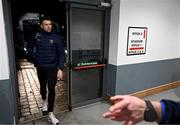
[{"left": 27, "top": 30, "right": 65, "bottom": 70}]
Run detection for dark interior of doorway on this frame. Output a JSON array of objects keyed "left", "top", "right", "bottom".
[{"left": 10, "top": 0, "right": 68, "bottom": 123}]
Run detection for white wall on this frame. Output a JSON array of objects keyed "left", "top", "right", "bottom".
[
  {"left": 109, "top": 0, "right": 180, "bottom": 66},
  {"left": 0, "top": 0, "right": 9, "bottom": 80}
]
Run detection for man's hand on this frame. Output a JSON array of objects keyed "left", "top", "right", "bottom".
[
  {"left": 103, "top": 95, "right": 146, "bottom": 125},
  {"left": 57, "top": 69, "right": 63, "bottom": 81}
]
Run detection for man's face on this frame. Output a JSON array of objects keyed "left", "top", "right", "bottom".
[{"left": 41, "top": 20, "right": 52, "bottom": 32}]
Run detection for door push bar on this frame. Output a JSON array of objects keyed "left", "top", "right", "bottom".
[{"left": 73, "top": 64, "right": 106, "bottom": 71}]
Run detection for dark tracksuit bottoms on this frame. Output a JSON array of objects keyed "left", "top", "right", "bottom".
[{"left": 37, "top": 67, "right": 58, "bottom": 112}]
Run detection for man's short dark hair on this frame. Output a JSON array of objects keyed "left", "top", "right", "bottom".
[{"left": 40, "top": 16, "right": 52, "bottom": 24}]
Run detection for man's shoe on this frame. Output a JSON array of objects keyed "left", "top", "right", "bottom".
[
  {"left": 48, "top": 113, "right": 59, "bottom": 125},
  {"left": 42, "top": 100, "right": 48, "bottom": 112}
]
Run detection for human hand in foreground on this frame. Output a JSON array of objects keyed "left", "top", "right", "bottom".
[{"left": 103, "top": 95, "right": 147, "bottom": 125}]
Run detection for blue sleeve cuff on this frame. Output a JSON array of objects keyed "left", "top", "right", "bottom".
[{"left": 160, "top": 100, "right": 168, "bottom": 123}]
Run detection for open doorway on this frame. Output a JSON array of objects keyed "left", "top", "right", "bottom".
[
  {"left": 10, "top": 0, "right": 68, "bottom": 123},
  {"left": 9, "top": 0, "right": 110, "bottom": 123}
]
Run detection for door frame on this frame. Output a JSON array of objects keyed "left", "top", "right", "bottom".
[
  {"left": 3, "top": 0, "right": 111, "bottom": 118},
  {"left": 66, "top": 2, "right": 111, "bottom": 110},
  {"left": 2, "top": 0, "right": 20, "bottom": 123}
]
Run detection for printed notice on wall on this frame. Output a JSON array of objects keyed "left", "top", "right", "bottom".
[{"left": 127, "top": 27, "right": 148, "bottom": 55}]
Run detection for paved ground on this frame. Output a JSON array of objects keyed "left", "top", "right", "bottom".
[
  {"left": 21, "top": 87, "right": 180, "bottom": 125},
  {"left": 17, "top": 60, "right": 180, "bottom": 125},
  {"left": 18, "top": 60, "right": 68, "bottom": 123}
]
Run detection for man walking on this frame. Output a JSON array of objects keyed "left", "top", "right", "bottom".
[{"left": 27, "top": 16, "right": 65, "bottom": 125}]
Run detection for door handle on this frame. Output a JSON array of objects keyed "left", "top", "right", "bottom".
[{"left": 73, "top": 64, "right": 106, "bottom": 71}]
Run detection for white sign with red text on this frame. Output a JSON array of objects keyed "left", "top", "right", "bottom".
[{"left": 127, "top": 27, "right": 148, "bottom": 55}]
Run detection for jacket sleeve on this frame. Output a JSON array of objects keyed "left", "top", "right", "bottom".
[
  {"left": 57, "top": 36, "right": 65, "bottom": 70},
  {"left": 159, "top": 99, "right": 180, "bottom": 124},
  {"left": 26, "top": 34, "right": 36, "bottom": 63}
]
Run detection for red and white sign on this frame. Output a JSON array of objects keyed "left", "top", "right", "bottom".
[{"left": 127, "top": 27, "right": 148, "bottom": 55}]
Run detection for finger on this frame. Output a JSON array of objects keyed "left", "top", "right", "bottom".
[
  {"left": 110, "top": 95, "right": 124, "bottom": 101},
  {"left": 110, "top": 95, "right": 125, "bottom": 105},
  {"left": 57, "top": 75, "right": 60, "bottom": 80},
  {"left": 59, "top": 72, "right": 63, "bottom": 79},
  {"left": 103, "top": 110, "right": 120, "bottom": 118},
  {"left": 110, "top": 114, "right": 127, "bottom": 121},
  {"left": 103, "top": 112, "right": 112, "bottom": 118},
  {"left": 123, "top": 121, "right": 133, "bottom": 125},
  {"left": 109, "top": 99, "right": 129, "bottom": 112},
  {"left": 110, "top": 116, "right": 116, "bottom": 120}
]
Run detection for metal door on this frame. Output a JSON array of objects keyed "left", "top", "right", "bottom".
[{"left": 67, "top": 3, "right": 106, "bottom": 108}]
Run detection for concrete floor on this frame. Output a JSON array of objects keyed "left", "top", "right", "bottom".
[{"left": 21, "top": 87, "right": 180, "bottom": 125}]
